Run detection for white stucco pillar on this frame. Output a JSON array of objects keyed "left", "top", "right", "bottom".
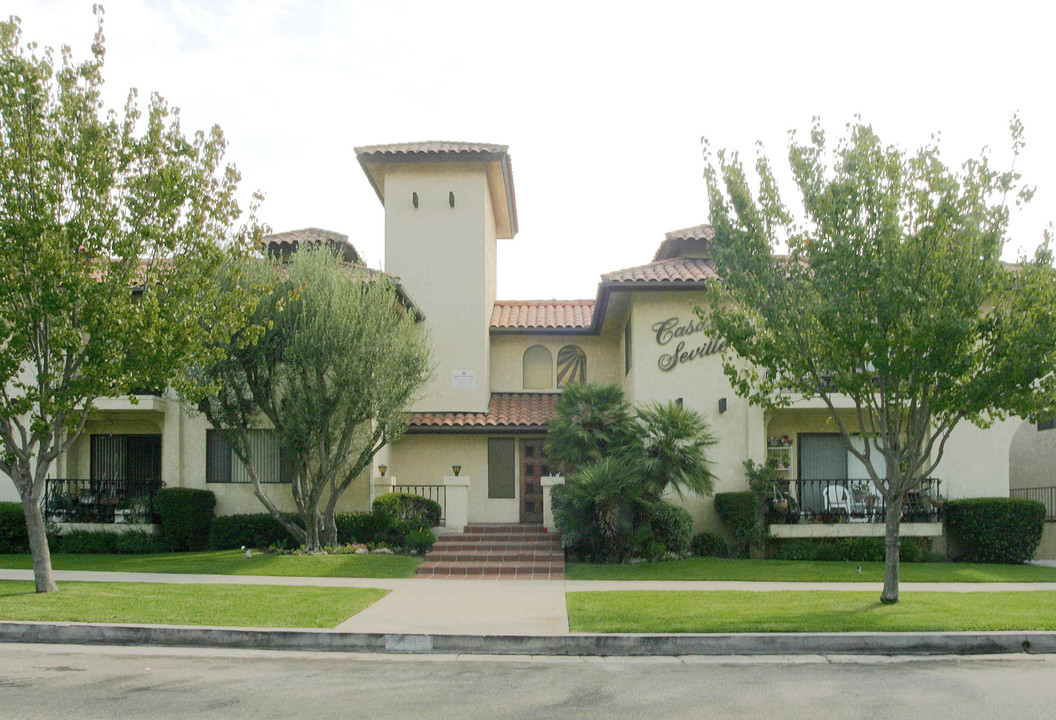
[
  {"left": 541, "top": 475, "right": 565, "bottom": 534},
  {"left": 161, "top": 401, "right": 182, "bottom": 488},
  {"left": 443, "top": 475, "right": 470, "bottom": 533}
]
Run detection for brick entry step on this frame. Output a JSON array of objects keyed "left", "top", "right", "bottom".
[{"left": 417, "top": 523, "right": 565, "bottom": 580}]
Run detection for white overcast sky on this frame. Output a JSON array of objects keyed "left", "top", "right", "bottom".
[{"left": 10, "top": 0, "right": 1056, "bottom": 300}]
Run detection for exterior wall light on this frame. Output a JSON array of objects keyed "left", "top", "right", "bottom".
[
  {"left": 452, "top": 464, "right": 462, "bottom": 477},
  {"left": 449, "top": 191, "right": 455, "bottom": 207},
  {"left": 412, "top": 192, "right": 418, "bottom": 208},
  {"left": 378, "top": 465, "right": 387, "bottom": 476},
  {"left": 718, "top": 397, "right": 728, "bottom": 413}
]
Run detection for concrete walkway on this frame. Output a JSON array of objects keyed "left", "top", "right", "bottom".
[{"left": 4, "top": 569, "right": 1056, "bottom": 637}]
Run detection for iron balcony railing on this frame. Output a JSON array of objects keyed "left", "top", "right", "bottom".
[
  {"left": 1010, "top": 486, "right": 1056, "bottom": 521},
  {"left": 767, "top": 478, "right": 944, "bottom": 524},
  {"left": 42, "top": 477, "right": 162, "bottom": 524},
  {"left": 391, "top": 483, "right": 446, "bottom": 525}
]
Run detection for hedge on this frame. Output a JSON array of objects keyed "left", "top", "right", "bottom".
[
  {"left": 714, "top": 491, "right": 756, "bottom": 556},
  {"left": 372, "top": 493, "right": 442, "bottom": 528},
  {"left": 209, "top": 513, "right": 297, "bottom": 550},
  {"left": 0, "top": 502, "right": 30, "bottom": 553},
  {"left": 57, "top": 529, "right": 168, "bottom": 554},
  {"left": 769, "top": 537, "right": 924, "bottom": 562},
  {"left": 946, "top": 497, "right": 1046, "bottom": 563},
  {"left": 154, "top": 488, "right": 216, "bottom": 551}
]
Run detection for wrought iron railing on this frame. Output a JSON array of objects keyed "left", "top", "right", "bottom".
[
  {"left": 391, "top": 483, "right": 446, "bottom": 525},
  {"left": 42, "top": 478, "right": 162, "bottom": 524},
  {"left": 767, "top": 478, "right": 944, "bottom": 524},
  {"left": 1011, "top": 486, "right": 1056, "bottom": 521}
]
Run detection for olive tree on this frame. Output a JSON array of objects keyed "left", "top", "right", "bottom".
[
  {"left": 700, "top": 118, "right": 1056, "bottom": 603},
  {"left": 0, "top": 11, "right": 260, "bottom": 592},
  {"left": 193, "top": 246, "right": 432, "bottom": 550}
]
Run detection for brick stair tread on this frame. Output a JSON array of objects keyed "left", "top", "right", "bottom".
[
  {"left": 425, "top": 552, "right": 563, "bottom": 562},
  {"left": 431, "top": 541, "right": 560, "bottom": 551}
]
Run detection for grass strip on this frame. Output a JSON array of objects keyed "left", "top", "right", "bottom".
[
  {"left": 566, "top": 557, "right": 1056, "bottom": 583},
  {"left": 0, "top": 550, "right": 421, "bottom": 578},
  {"left": 567, "top": 590, "right": 1056, "bottom": 633},
  {"left": 0, "top": 581, "right": 386, "bottom": 628}
]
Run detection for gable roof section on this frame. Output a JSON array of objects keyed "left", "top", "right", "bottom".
[
  {"left": 652, "top": 224, "right": 715, "bottom": 262},
  {"left": 490, "top": 300, "right": 594, "bottom": 332},
  {"left": 354, "top": 141, "right": 519, "bottom": 239},
  {"left": 265, "top": 228, "right": 361, "bottom": 264},
  {"left": 407, "top": 393, "right": 560, "bottom": 433},
  {"left": 601, "top": 256, "right": 718, "bottom": 285}
]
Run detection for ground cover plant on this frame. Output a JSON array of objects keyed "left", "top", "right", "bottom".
[
  {"left": 0, "top": 581, "right": 385, "bottom": 628},
  {"left": 567, "top": 590, "right": 1056, "bottom": 633},
  {"left": 565, "top": 557, "right": 1056, "bottom": 583},
  {"left": 0, "top": 549, "right": 421, "bottom": 578}
]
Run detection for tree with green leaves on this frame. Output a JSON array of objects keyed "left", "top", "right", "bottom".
[
  {"left": 633, "top": 401, "right": 717, "bottom": 498},
  {"left": 191, "top": 245, "right": 432, "bottom": 551},
  {"left": 700, "top": 117, "right": 1056, "bottom": 603},
  {"left": 544, "top": 383, "right": 636, "bottom": 475},
  {"left": 0, "top": 11, "right": 260, "bottom": 593}
]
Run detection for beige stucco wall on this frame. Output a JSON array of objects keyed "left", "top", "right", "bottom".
[
  {"left": 1009, "top": 420, "right": 1056, "bottom": 491},
  {"left": 387, "top": 433, "right": 523, "bottom": 524},
  {"left": 934, "top": 416, "right": 1019, "bottom": 499},
  {"left": 384, "top": 165, "right": 498, "bottom": 414},
  {"left": 624, "top": 290, "right": 759, "bottom": 532},
  {"left": 489, "top": 334, "right": 620, "bottom": 393}
]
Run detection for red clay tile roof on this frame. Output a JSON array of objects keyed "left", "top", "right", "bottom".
[
  {"left": 664, "top": 224, "right": 715, "bottom": 243},
  {"left": 408, "top": 393, "right": 560, "bottom": 431},
  {"left": 490, "top": 300, "right": 595, "bottom": 331},
  {"left": 653, "top": 224, "right": 715, "bottom": 262},
  {"left": 264, "top": 228, "right": 361, "bottom": 264},
  {"left": 601, "top": 257, "right": 719, "bottom": 285},
  {"left": 354, "top": 141, "right": 509, "bottom": 157}
]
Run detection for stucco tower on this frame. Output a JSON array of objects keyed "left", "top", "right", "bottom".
[{"left": 355, "top": 142, "right": 518, "bottom": 413}]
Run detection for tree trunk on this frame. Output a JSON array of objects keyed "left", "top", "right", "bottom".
[
  {"left": 22, "top": 492, "right": 58, "bottom": 593},
  {"left": 881, "top": 499, "right": 901, "bottom": 604}
]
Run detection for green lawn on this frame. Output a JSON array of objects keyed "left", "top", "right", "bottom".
[
  {"left": 566, "top": 557, "right": 1056, "bottom": 583},
  {"left": 568, "top": 590, "right": 1056, "bottom": 633},
  {"left": 0, "top": 581, "right": 385, "bottom": 628},
  {"left": 0, "top": 550, "right": 421, "bottom": 578}
]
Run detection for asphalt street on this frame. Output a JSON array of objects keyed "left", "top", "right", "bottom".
[{"left": 2, "top": 643, "right": 1055, "bottom": 720}]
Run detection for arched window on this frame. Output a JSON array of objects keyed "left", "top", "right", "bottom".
[
  {"left": 523, "top": 345, "right": 553, "bottom": 389},
  {"left": 557, "top": 345, "right": 587, "bottom": 387}
]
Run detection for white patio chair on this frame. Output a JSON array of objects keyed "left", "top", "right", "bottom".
[{"left": 823, "top": 484, "right": 854, "bottom": 518}]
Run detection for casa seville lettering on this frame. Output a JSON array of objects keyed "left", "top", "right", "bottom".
[{"left": 652, "top": 316, "right": 726, "bottom": 372}]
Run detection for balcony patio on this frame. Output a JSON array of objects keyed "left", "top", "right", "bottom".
[{"left": 42, "top": 477, "right": 162, "bottom": 525}]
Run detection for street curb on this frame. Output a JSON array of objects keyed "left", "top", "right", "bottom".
[{"left": 2, "top": 622, "right": 1055, "bottom": 656}]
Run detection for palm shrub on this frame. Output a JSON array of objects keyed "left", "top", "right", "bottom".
[
  {"left": 545, "top": 383, "right": 636, "bottom": 474},
  {"left": 552, "top": 458, "right": 657, "bottom": 561},
  {"left": 631, "top": 401, "right": 717, "bottom": 497}
]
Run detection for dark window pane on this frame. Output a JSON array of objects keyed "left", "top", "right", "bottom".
[{"left": 488, "top": 438, "right": 516, "bottom": 499}]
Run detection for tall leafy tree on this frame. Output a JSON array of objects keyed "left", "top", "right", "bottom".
[
  {"left": 0, "top": 11, "right": 260, "bottom": 592},
  {"left": 192, "top": 245, "right": 432, "bottom": 550},
  {"left": 700, "top": 118, "right": 1056, "bottom": 603}
]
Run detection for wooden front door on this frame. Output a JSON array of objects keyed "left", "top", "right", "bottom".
[{"left": 519, "top": 438, "right": 548, "bottom": 524}]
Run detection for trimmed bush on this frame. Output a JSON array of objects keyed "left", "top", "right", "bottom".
[
  {"left": 335, "top": 511, "right": 398, "bottom": 545},
  {"left": 154, "top": 488, "right": 216, "bottom": 551},
  {"left": 404, "top": 528, "right": 437, "bottom": 554},
  {"left": 57, "top": 529, "right": 119, "bottom": 554},
  {"left": 209, "top": 513, "right": 297, "bottom": 550},
  {"left": 770, "top": 537, "right": 927, "bottom": 562},
  {"left": 946, "top": 497, "right": 1045, "bottom": 563},
  {"left": 691, "top": 531, "right": 731, "bottom": 558},
  {"left": 645, "top": 502, "right": 693, "bottom": 555},
  {"left": 714, "top": 491, "right": 756, "bottom": 556},
  {"left": 372, "top": 493, "right": 442, "bottom": 528},
  {"left": 0, "top": 502, "right": 30, "bottom": 553}
]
